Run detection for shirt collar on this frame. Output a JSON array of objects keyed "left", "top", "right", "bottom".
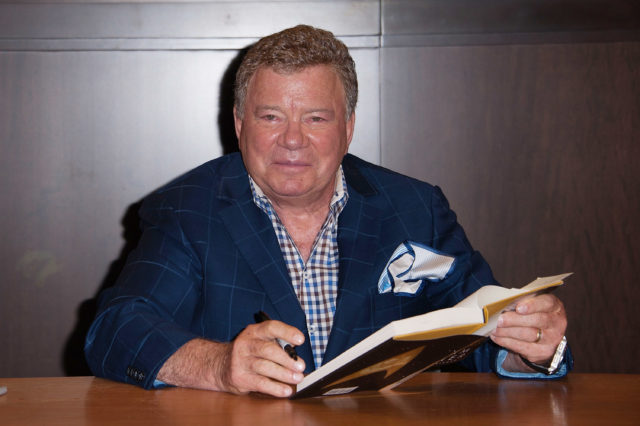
[{"left": 249, "top": 165, "right": 349, "bottom": 212}]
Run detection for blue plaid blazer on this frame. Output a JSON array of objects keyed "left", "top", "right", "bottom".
[{"left": 85, "top": 153, "right": 503, "bottom": 388}]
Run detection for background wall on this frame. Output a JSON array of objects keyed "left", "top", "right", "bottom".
[
  {"left": 0, "top": 0, "right": 638, "bottom": 377},
  {"left": 381, "top": 0, "right": 640, "bottom": 373}
]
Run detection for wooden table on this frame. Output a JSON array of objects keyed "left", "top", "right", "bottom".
[{"left": 1, "top": 373, "right": 638, "bottom": 425}]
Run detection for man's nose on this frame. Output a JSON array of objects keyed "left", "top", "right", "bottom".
[{"left": 282, "top": 121, "right": 305, "bottom": 149}]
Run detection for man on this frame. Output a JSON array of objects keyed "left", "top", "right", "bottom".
[{"left": 85, "top": 25, "right": 571, "bottom": 398}]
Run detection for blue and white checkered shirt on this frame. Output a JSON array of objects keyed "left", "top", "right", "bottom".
[{"left": 249, "top": 167, "right": 349, "bottom": 369}]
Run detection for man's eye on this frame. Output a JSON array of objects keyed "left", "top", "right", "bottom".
[
  {"left": 310, "top": 116, "right": 326, "bottom": 122},
  {"left": 262, "top": 114, "right": 277, "bottom": 121}
]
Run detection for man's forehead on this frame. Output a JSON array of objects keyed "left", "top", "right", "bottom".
[
  {"left": 247, "top": 65, "right": 344, "bottom": 100},
  {"left": 249, "top": 64, "right": 339, "bottom": 85}
]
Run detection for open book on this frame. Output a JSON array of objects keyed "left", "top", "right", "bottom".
[{"left": 292, "top": 273, "right": 571, "bottom": 399}]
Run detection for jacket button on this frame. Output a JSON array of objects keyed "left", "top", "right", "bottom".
[{"left": 127, "top": 366, "right": 145, "bottom": 382}]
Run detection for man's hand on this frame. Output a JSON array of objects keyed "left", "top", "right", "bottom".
[
  {"left": 219, "top": 319, "right": 306, "bottom": 396},
  {"left": 490, "top": 294, "right": 567, "bottom": 372},
  {"left": 157, "top": 320, "right": 305, "bottom": 397}
]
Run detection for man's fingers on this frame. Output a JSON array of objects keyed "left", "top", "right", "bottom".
[
  {"left": 497, "top": 295, "right": 567, "bottom": 337},
  {"left": 515, "top": 293, "right": 563, "bottom": 315},
  {"left": 490, "top": 334, "right": 555, "bottom": 364},
  {"left": 245, "top": 322, "right": 305, "bottom": 371},
  {"left": 497, "top": 310, "right": 551, "bottom": 329},
  {"left": 250, "top": 356, "right": 304, "bottom": 385},
  {"left": 254, "top": 320, "right": 305, "bottom": 348},
  {"left": 227, "top": 353, "right": 299, "bottom": 397},
  {"left": 491, "top": 294, "right": 568, "bottom": 364},
  {"left": 225, "top": 361, "right": 296, "bottom": 397},
  {"left": 492, "top": 323, "right": 542, "bottom": 342},
  {"left": 251, "top": 374, "right": 296, "bottom": 398},
  {"left": 220, "top": 322, "right": 305, "bottom": 397}
]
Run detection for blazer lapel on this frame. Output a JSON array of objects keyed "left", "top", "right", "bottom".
[
  {"left": 215, "top": 158, "right": 308, "bottom": 339},
  {"left": 323, "top": 158, "right": 383, "bottom": 363}
]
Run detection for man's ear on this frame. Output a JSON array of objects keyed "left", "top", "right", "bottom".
[
  {"left": 345, "top": 111, "right": 356, "bottom": 151},
  {"left": 233, "top": 106, "right": 243, "bottom": 141}
]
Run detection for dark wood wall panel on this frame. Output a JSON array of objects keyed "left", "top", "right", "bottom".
[
  {"left": 0, "top": 50, "right": 230, "bottom": 377},
  {"left": 381, "top": 42, "right": 640, "bottom": 372}
]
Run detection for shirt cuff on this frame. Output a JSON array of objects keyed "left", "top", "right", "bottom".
[
  {"left": 494, "top": 348, "right": 571, "bottom": 379},
  {"left": 152, "top": 379, "right": 171, "bottom": 389}
]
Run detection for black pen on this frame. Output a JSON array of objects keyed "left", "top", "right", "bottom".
[{"left": 254, "top": 311, "right": 298, "bottom": 360}]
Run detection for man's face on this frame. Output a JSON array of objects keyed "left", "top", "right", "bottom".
[{"left": 234, "top": 65, "right": 355, "bottom": 207}]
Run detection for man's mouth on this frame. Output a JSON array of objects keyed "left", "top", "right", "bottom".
[{"left": 273, "top": 159, "right": 311, "bottom": 167}]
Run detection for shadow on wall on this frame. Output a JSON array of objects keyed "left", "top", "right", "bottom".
[
  {"left": 62, "top": 201, "right": 142, "bottom": 375},
  {"left": 61, "top": 48, "right": 249, "bottom": 375},
  {"left": 218, "top": 47, "right": 249, "bottom": 155}
]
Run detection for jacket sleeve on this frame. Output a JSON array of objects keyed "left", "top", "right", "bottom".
[{"left": 84, "top": 195, "right": 203, "bottom": 389}]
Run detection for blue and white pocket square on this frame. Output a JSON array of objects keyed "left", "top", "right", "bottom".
[{"left": 377, "top": 241, "right": 457, "bottom": 296}]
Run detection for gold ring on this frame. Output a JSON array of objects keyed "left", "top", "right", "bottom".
[{"left": 535, "top": 328, "right": 542, "bottom": 343}]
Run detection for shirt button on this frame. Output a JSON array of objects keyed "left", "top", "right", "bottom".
[{"left": 308, "top": 323, "right": 317, "bottom": 335}]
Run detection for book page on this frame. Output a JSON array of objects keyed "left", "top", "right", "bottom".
[
  {"left": 454, "top": 273, "right": 571, "bottom": 310},
  {"left": 521, "top": 273, "right": 572, "bottom": 291},
  {"left": 454, "top": 285, "right": 518, "bottom": 309},
  {"left": 389, "top": 306, "right": 485, "bottom": 337}
]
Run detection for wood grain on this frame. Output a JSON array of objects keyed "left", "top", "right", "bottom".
[{"left": 1, "top": 374, "right": 639, "bottom": 425}]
